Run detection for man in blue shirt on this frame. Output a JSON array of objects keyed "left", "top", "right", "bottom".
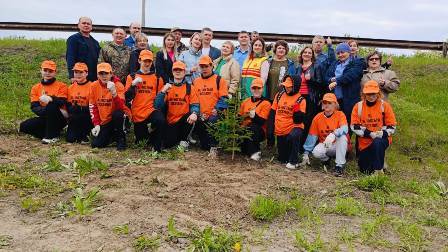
[
  {"left": 233, "top": 31, "right": 250, "bottom": 70},
  {"left": 124, "top": 22, "right": 142, "bottom": 49},
  {"left": 66, "top": 17, "right": 100, "bottom": 82}
]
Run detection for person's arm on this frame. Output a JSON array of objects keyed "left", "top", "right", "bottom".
[
  {"left": 66, "top": 36, "right": 77, "bottom": 79},
  {"left": 292, "top": 99, "right": 306, "bottom": 125},
  {"left": 129, "top": 51, "right": 138, "bottom": 75},
  {"left": 303, "top": 134, "right": 318, "bottom": 154},
  {"left": 350, "top": 104, "right": 368, "bottom": 137},
  {"left": 326, "top": 44, "right": 336, "bottom": 66},
  {"left": 383, "top": 103, "right": 397, "bottom": 136},
  {"left": 89, "top": 91, "right": 101, "bottom": 126},
  {"left": 155, "top": 52, "right": 166, "bottom": 82},
  {"left": 215, "top": 78, "right": 229, "bottom": 111},
  {"left": 153, "top": 91, "right": 166, "bottom": 110},
  {"left": 228, "top": 60, "right": 241, "bottom": 94},
  {"left": 382, "top": 70, "right": 400, "bottom": 93},
  {"left": 31, "top": 102, "right": 46, "bottom": 116},
  {"left": 251, "top": 101, "right": 270, "bottom": 126},
  {"left": 260, "top": 61, "right": 270, "bottom": 84}
]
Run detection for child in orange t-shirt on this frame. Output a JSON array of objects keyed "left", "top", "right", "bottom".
[
  {"left": 19, "top": 60, "right": 68, "bottom": 144},
  {"left": 238, "top": 78, "right": 271, "bottom": 161},
  {"left": 124, "top": 50, "right": 165, "bottom": 151},
  {"left": 89, "top": 63, "right": 130, "bottom": 150},
  {"left": 192, "top": 56, "right": 228, "bottom": 156},
  {"left": 267, "top": 76, "right": 306, "bottom": 169},
  {"left": 66, "top": 62, "right": 93, "bottom": 144},
  {"left": 154, "top": 61, "right": 200, "bottom": 149},
  {"left": 301, "top": 93, "right": 348, "bottom": 176},
  {"left": 351, "top": 80, "right": 397, "bottom": 174}
]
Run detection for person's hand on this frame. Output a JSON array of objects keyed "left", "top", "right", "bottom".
[
  {"left": 370, "top": 131, "right": 379, "bottom": 139},
  {"left": 324, "top": 133, "right": 336, "bottom": 148},
  {"left": 187, "top": 113, "right": 197, "bottom": 124},
  {"left": 249, "top": 109, "right": 256, "bottom": 118},
  {"left": 106, "top": 81, "right": 117, "bottom": 97},
  {"left": 191, "top": 66, "right": 198, "bottom": 73},
  {"left": 70, "top": 78, "right": 76, "bottom": 83},
  {"left": 326, "top": 37, "right": 332, "bottom": 45},
  {"left": 200, "top": 113, "right": 208, "bottom": 121},
  {"left": 161, "top": 83, "right": 172, "bottom": 93},
  {"left": 304, "top": 72, "right": 311, "bottom": 81},
  {"left": 378, "top": 77, "right": 386, "bottom": 86},
  {"left": 228, "top": 93, "right": 233, "bottom": 100},
  {"left": 329, "top": 82, "right": 337, "bottom": 91},
  {"left": 375, "top": 130, "right": 383, "bottom": 138},
  {"left": 131, "top": 77, "right": 143, "bottom": 86},
  {"left": 299, "top": 153, "right": 310, "bottom": 166},
  {"left": 211, "top": 109, "right": 218, "bottom": 116},
  {"left": 330, "top": 77, "right": 336, "bottom": 83},
  {"left": 39, "top": 94, "right": 52, "bottom": 104},
  {"left": 91, "top": 125, "right": 101, "bottom": 137}
]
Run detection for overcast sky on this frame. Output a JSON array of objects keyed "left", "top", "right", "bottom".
[{"left": 1, "top": 0, "right": 447, "bottom": 54}]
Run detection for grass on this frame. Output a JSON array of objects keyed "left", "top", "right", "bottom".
[
  {"left": 331, "top": 197, "right": 364, "bottom": 216},
  {"left": 354, "top": 174, "right": 393, "bottom": 192},
  {"left": 20, "top": 196, "right": 44, "bottom": 212},
  {"left": 133, "top": 235, "right": 160, "bottom": 252},
  {"left": 43, "top": 147, "right": 65, "bottom": 172},
  {"left": 249, "top": 195, "right": 288, "bottom": 221},
  {"left": 294, "top": 230, "right": 325, "bottom": 252},
  {"left": 187, "top": 226, "right": 242, "bottom": 252},
  {"left": 72, "top": 156, "right": 110, "bottom": 179},
  {"left": 69, "top": 187, "right": 100, "bottom": 217},
  {"left": 112, "top": 224, "right": 130, "bottom": 235}
]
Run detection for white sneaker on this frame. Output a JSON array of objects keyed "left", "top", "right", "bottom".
[
  {"left": 208, "top": 147, "right": 218, "bottom": 158},
  {"left": 179, "top": 141, "right": 189, "bottom": 149},
  {"left": 250, "top": 151, "right": 261, "bottom": 161},
  {"left": 42, "top": 138, "right": 59, "bottom": 144},
  {"left": 286, "top": 163, "right": 298, "bottom": 170},
  {"left": 188, "top": 135, "right": 197, "bottom": 144},
  {"left": 374, "top": 169, "right": 384, "bottom": 175}
]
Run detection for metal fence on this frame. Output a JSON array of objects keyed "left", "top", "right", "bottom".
[{"left": 1, "top": 22, "right": 446, "bottom": 57}]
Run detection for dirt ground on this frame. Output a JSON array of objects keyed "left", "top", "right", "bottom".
[{"left": 0, "top": 134, "right": 446, "bottom": 251}]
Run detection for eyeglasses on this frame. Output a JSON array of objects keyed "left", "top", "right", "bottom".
[{"left": 369, "top": 57, "right": 380, "bottom": 62}]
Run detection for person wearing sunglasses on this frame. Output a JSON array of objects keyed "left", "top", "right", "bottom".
[{"left": 361, "top": 51, "right": 400, "bottom": 101}]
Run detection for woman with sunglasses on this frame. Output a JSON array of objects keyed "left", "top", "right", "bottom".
[{"left": 362, "top": 51, "right": 400, "bottom": 101}]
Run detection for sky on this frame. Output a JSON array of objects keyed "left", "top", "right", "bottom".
[{"left": 0, "top": 0, "right": 447, "bottom": 54}]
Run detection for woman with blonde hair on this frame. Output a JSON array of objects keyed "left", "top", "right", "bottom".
[
  {"left": 129, "top": 33, "right": 153, "bottom": 75},
  {"left": 213, "top": 40, "right": 240, "bottom": 97},
  {"left": 178, "top": 32, "right": 202, "bottom": 84},
  {"left": 155, "top": 33, "right": 177, "bottom": 83}
]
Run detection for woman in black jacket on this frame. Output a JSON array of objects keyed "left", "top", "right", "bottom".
[
  {"left": 155, "top": 33, "right": 176, "bottom": 83},
  {"left": 129, "top": 33, "right": 154, "bottom": 75}
]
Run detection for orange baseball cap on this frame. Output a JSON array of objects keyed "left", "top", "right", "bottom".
[
  {"left": 363, "top": 80, "right": 380, "bottom": 94},
  {"left": 139, "top": 50, "right": 153, "bottom": 61},
  {"left": 251, "top": 77, "right": 264, "bottom": 88},
  {"left": 41, "top": 60, "right": 57, "bottom": 71},
  {"left": 198, "top": 55, "right": 213, "bottom": 65},
  {"left": 97, "top": 62, "right": 112, "bottom": 73},
  {"left": 322, "top": 93, "right": 338, "bottom": 103},
  {"left": 172, "top": 61, "right": 186, "bottom": 71},
  {"left": 281, "top": 77, "right": 293, "bottom": 88},
  {"left": 72, "top": 62, "right": 88, "bottom": 72}
]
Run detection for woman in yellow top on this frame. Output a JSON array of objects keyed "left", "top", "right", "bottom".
[{"left": 241, "top": 37, "right": 269, "bottom": 99}]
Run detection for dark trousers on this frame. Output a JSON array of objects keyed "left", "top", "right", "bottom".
[
  {"left": 358, "top": 137, "right": 389, "bottom": 174},
  {"left": 19, "top": 102, "right": 66, "bottom": 139},
  {"left": 300, "top": 95, "right": 318, "bottom": 151},
  {"left": 195, "top": 115, "right": 218, "bottom": 150},
  {"left": 134, "top": 110, "right": 166, "bottom": 151},
  {"left": 277, "top": 128, "right": 303, "bottom": 165},
  {"left": 91, "top": 110, "right": 125, "bottom": 148},
  {"left": 164, "top": 113, "right": 193, "bottom": 148},
  {"left": 241, "top": 124, "right": 265, "bottom": 156},
  {"left": 66, "top": 111, "right": 93, "bottom": 143}
]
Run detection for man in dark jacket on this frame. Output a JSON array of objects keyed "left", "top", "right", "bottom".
[
  {"left": 326, "top": 43, "right": 364, "bottom": 126},
  {"left": 66, "top": 17, "right": 101, "bottom": 82}
]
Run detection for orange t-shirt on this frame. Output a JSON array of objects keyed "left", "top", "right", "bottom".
[
  {"left": 89, "top": 80, "right": 126, "bottom": 125},
  {"left": 271, "top": 92, "right": 307, "bottom": 136},
  {"left": 351, "top": 100, "right": 397, "bottom": 151},
  {"left": 68, "top": 81, "right": 91, "bottom": 107},
  {"left": 192, "top": 74, "right": 228, "bottom": 117},
  {"left": 309, "top": 111, "right": 347, "bottom": 143},
  {"left": 125, "top": 74, "right": 164, "bottom": 123},
  {"left": 164, "top": 84, "right": 199, "bottom": 124},
  {"left": 239, "top": 98, "right": 271, "bottom": 127},
  {"left": 30, "top": 81, "right": 68, "bottom": 106}
]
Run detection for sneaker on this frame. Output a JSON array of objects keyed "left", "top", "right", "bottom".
[
  {"left": 80, "top": 137, "right": 90, "bottom": 145},
  {"left": 188, "top": 135, "right": 197, "bottom": 144},
  {"left": 250, "top": 151, "right": 261, "bottom": 161},
  {"left": 42, "top": 138, "right": 59, "bottom": 144},
  {"left": 322, "top": 159, "right": 331, "bottom": 173},
  {"left": 374, "top": 169, "right": 384, "bottom": 175},
  {"left": 334, "top": 165, "right": 344, "bottom": 177},
  {"left": 286, "top": 163, "right": 298, "bottom": 170},
  {"left": 179, "top": 140, "right": 189, "bottom": 150},
  {"left": 208, "top": 147, "right": 218, "bottom": 158},
  {"left": 117, "top": 137, "right": 127, "bottom": 151}
]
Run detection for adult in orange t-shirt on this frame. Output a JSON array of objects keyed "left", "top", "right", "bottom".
[
  {"left": 124, "top": 50, "right": 165, "bottom": 151},
  {"left": 66, "top": 62, "right": 93, "bottom": 143},
  {"left": 192, "top": 55, "right": 228, "bottom": 155},
  {"left": 301, "top": 93, "right": 348, "bottom": 176},
  {"left": 19, "top": 60, "right": 68, "bottom": 144},
  {"left": 238, "top": 77, "right": 271, "bottom": 161},
  {"left": 89, "top": 63, "right": 129, "bottom": 150},
  {"left": 351, "top": 80, "right": 397, "bottom": 174},
  {"left": 154, "top": 61, "right": 199, "bottom": 149},
  {"left": 267, "top": 75, "right": 306, "bottom": 169}
]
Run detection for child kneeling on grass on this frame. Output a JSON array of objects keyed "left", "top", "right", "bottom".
[
  {"left": 300, "top": 93, "right": 349, "bottom": 177},
  {"left": 351, "top": 80, "right": 397, "bottom": 175},
  {"left": 19, "top": 60, "right": 68, "bottom": 144}
]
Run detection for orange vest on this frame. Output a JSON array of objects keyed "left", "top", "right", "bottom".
[
  {"left": 30, "top": 81, "right": 68, "bottom": 106},
  {"left": 309, "top": 111, "right": 347, "bottom": 143},
  {"left": 164, "top": 84, "right": 199, "bottom": 124},
  {"left": 239, "top": 98, "right": 271, "bottom": 129},
  {"left": 89, "top": 80, "right": 126, "bottom": 125},
  {"left": 271, "top": 92, "right": 306, "bottom": 136},
  {"left": 68, "top": 81, "right": 91, "bottom": 107},
  {"left": 192, "top": 74, "right": 228, "bottom": 117}
]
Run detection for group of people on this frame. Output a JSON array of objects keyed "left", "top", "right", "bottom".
[{"left": 19, "top": 16, "right": 400, "bottom": 176}]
